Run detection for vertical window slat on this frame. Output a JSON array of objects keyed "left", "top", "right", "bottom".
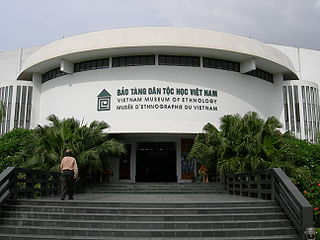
[
  {"left": 14, "top": 86, "right": 21, "bottom": 128},
  {"left": 19, "top": 86, "right": 27, "bottom": 128},
  {"left": 26, "top": 86, "right": 33, "bottom": 129}
]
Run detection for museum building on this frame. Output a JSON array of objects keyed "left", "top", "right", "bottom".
[{"left": 0, "top": 27, "right": 320, "bottom": 183}]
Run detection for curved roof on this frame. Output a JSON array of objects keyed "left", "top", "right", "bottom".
[{"left": 17, "top": 27, "right": 298, "bottom": 80}]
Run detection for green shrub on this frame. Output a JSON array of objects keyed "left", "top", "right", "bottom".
[
  {"left": 282, "top": 135, "right": 320, "bottom": 227},
  {"left": 303, "top": 182, "right": 320, "bottom": 227},
  {"left": 0, "top": 128, "right": 33, "bottom": 172}
]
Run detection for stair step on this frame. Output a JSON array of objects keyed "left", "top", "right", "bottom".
[
  {"left": 86, "top": 191, "right": 227, "bottom": 194},
  {"left": 1, "top": 210, "right": 289, "bottom": 221},
  {"left": 0, "top": 233, "right": 300, "bottom": 240},
  {"left": 7, "top": 199, "right": 277, "bottom": 208},
  {"left": 0, "top": 218, "right": 292, "bottom": 229},
  {"left": 2, "top": 205, "right": 283, "bottom": 214},
  {"left": 0, "top": 225, "right": 298, "bottom": 238},
  {"left": 86, "top": 183, "right": 228, "bottom": 194}
]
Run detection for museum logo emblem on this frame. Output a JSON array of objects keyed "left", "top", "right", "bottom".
[{"left": 97, "top": 89, "right": 111, "bottom": 111}]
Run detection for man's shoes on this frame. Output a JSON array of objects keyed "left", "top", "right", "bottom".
[
  {"left": 69, "top": 197, "right": 74, "bottom": 200},
  {"left": 61, "top": 197, "right": 65, "bottom": 200}
]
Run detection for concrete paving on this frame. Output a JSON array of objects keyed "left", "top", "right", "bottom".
[{"left": 47, "top": 192, "right": 269, "bottom": 203}]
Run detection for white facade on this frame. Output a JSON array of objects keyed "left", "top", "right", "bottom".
[{"left": 1, "top": 27, "right": 320, "bottom": 182}]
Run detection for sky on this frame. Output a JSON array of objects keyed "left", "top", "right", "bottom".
[{"left": 0, "top": 0, "right": 320, "bottom": 51}]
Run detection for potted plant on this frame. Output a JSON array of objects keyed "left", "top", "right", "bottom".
[{"left": 198, "top": 165, "right": 209, "bottom": 183}]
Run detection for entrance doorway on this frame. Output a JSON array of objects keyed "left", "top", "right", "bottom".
[{"left": 136, "top": 142, "right": 177, "bottom": 182}]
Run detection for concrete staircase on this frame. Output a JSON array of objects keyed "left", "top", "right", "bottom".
[{"left": 0, "top": 183, "right": 300, "bottom": 240}]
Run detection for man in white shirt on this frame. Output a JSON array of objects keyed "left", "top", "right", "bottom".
[{"left": 60, "top": 149, "right": 78, "bottom": 200}]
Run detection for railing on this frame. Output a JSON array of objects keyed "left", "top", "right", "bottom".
[
  {"left": 0, "top": 167, "right": 60, "bottom": 204},
  {"left": 222, "top": 168, "right": 313, "bottom": 239}
]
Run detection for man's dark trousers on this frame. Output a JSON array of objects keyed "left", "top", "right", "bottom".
[{"left": 61, "top": 170, "right": 74, "bottom": 199}]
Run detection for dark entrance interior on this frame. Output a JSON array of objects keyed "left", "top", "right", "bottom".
[{"left": 136, "top": 142, "right": 177, "bottom": 182}]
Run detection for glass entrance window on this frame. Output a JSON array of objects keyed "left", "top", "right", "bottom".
[
  {"left": 119, "top": 144, "right": 131, "bottom": 180},
  {"left": 136, "top": 142, "right": 176, "bottom": 182},
  {"left": 180, "top": 139, "right": 195, "bottom": 180}
]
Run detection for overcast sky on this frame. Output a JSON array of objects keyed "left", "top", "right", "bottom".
[{"left": 0, "top": 0, "right": 320, "bottom": 51}]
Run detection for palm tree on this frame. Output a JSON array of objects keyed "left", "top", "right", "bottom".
[
  {"left": 191, "top": 112, "right": 297, "bottom": 177},
  {"left": 22, "top": 115, "right": 126, "bottom": 178},
  {"left": 188, "top": 123, "right": 224, "bottom": 178},
  {"left": 217, "top": 112, "right": 266, "bottom": 174}
]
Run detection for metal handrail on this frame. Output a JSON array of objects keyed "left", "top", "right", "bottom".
[
  {"left": 222, "top": 168, "right": 313, "bottom": 239},
  {"left": 0, "top": 167, "right": 61, "bottom": 205},
  {"left": 0, "top": 167, "right": 15, "bottom": 204}
]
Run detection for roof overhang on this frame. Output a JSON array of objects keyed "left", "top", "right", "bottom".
[{"left": 17, "top": 27, "right": 299, "bottom": 80}]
